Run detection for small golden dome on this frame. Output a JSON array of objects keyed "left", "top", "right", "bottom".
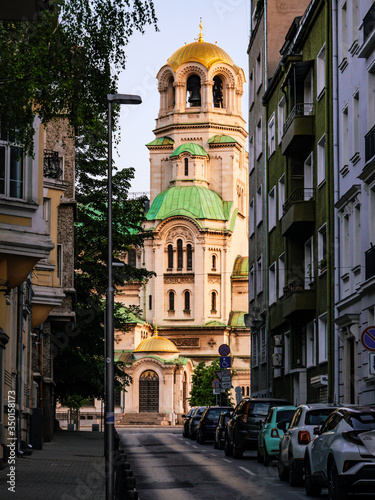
[
  {"left": 134, "top": 334, "right": 179, "bottom": 353},
  {"left": 167, "top": 40, "right": 240, "bottom": 73}
]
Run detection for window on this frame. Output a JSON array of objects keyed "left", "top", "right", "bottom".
[
  {"left": 187, "top": 74, "right": 201, "bottom": 107},
  {"left": 211, "top": 254, "right": 216, "bottom": 271},
  {"left": 249, "top": 136, "right": 254, "bottom": 174},
  {"left": 43, "top": 197, "right": 51, "bottom": 235},
  {"left": 149, "top": 295, "right": 152, "bottom": 310},
  {"left": 341, "top": 212, "right": 350, "bottom": 275},
  {"left": 318, "top": 313, "right": 328, "bottom": 363},
  {"left": 268, "top": 186, "right": 276, "bottom": 230},
  {"left": 128, "top": 249, "right": 136, "bottom": 267},
  {"left": 249, "top": 266, "right": 255, "bottom": 301},
  {"left": 318, "top": 224, "right": 327, "bottom": 273},
  {"left": 252, "top": 332, "right": 258, "bottom": 367},
  {"left": 304, "top": 153, "right": 314, "bottom": 193},
  {"left": 0, "top": 143, "right": 24, "bottom": 199},
  {"left": 256, "top": 118, "right": 262, "bottom": 159},
  {"left": 177, "top": 239, "right": 183, "bottom": 269},
  {"left": 351, "top": 0, "right": 359, "bottom": 47},
  {"left": 304, "top": 237, "right": 314, "bottom": 286},
  {"left": 277, "top": 97, "right": 285, "bottom": 144},
  {"left": 213, "top": 76, "right": 224, "bottom": 108},
  {"left": 167, "top": 76, "right": 175, "bottom": 109},
  {"left": 317, "top": 45, "right": 326, "bottom": 97},
  {"left": 168, "top": 244, "right": 173, "bottom": 269},
  {"left": 256, "top": 255, "right": 263, "bottom": 295},
  {"left": 269, "top": 262, "right": 276, "bottom": 305},
  {"left": 184, "top": 291, "right": 190, "bottom": 311},
  {"left": 184, "top": 157, "right": 189, "bottom": 176},
  {"left": 260, "top": 326, "right": 266, "bottom": 364},
  {"left": 169, "top": 291, "right": 175, "bottom": 311},
  {"left": 211, "top": 291, "right": 217, "bottom": 313},
  {"left": 256, "top": 51, "right": 262, "bottom": 92},
  {"left": 256, "top": 185, "right": 263, "bottom": 226},
  {"left": 278, "top": 254, "right": 285, "bottom": 298},
  {"left": 342, "top": 105, "right": 349, "bottom": 168},
  {"left": 57, "top": 244, "right": 63, "bottom": 285},
  {"left": 317, "top": 134, "right": 326, "bottom": 186},
  {"left": 370, "top": 185, "right": 375, "bottom": 248},
  {"left": 249, "top": 69, "right": 254, "bottom": 108},
  {"left": 340, "top": 2, "right": 348, "bottom": 61},
  {"left": 306, "top": 321, "right": 316, "bottom": 368},
  {"left": 353, "top": 90, "right": 360, "bottom": 157},
  {"left": 187, "top": 244, "right": 192, "bottom": 270},
  {"left": 284, "top": 332, "right": 290, "bottom": 374},
  {"left": 278, "top": 175, "right": 285, "bottom": 220},
  {"left": 249, "top": 198, "right": 255, "bottom": 236},
  {"left": 268, "top": 113, "right": 275, "bottom": 157},
  {"left": 353, "top": 203, "right": 361, "bottom": 267}
]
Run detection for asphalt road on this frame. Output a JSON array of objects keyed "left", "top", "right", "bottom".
[{"left": 118, "top": 428, "right": 319, "bottom": 500}]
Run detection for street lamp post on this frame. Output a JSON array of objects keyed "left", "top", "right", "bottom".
[{"left": 106, "top": 93, "right": 141, "bottom": 499}]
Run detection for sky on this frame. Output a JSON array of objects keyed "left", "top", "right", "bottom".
[{"left": 115, "top": 0, "right": 250, "bottom": 194}]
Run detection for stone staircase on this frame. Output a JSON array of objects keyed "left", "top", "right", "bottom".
[{"left": 116, "top": 412, "right": 171, "bottom": 426}]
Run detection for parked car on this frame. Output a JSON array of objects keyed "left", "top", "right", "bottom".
[
  {"left": 188, "top": 406, "right": 206, "bottom": 440},
  {"left": 214, "top": 410, "right": 233, "bottom": 449},
  {"left": 224, "top": 398, "right": 293, "bottom": 459},
  {"left": 182, "top": 407, "right": 197, "bottom": 438},
  {"left": 196, "top": 406, "right": 232, "bottom": 444},
  {"left": 257, "top": 405, "right": 297, "bottom": 465},
  {"left": 304, "top": 405, "right": 375, "bottom": 499},
  {"left": 278, "top": 403, "right": 338, "bottom": 486}
]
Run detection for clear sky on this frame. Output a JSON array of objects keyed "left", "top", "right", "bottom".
[{"left": 115, "top": 0, "right": 250, "bottom": 194}]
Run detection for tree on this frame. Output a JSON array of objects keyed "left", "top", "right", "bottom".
[
  {"left": 189, "top": 359, "right": 225, "bottom": 406},
  {"left": 0, "top": 0, "right": 158, "bottom": 155}
]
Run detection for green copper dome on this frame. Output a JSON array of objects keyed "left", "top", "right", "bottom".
[
  {"left": 208, "top": 135, "right": 237, "bottom": 144},
  {"left": 232, "top": 256, "right": 249, "bottom": 277},
  {"left": 146, "top": 186, "right": 230, "bottom": 222},
  {"left": 170, "top": 143, "right": 208, "bottom": 158}
]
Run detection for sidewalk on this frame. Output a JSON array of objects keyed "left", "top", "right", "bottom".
[{"left": 0, "top": 430, "right": 105, "bottom": 500}]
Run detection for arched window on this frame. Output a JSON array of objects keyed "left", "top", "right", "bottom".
[
  {"left": 167, "top": 76, "right": 175, "bottom": 109},
  {"left": 169, "top": 291, "right": 175, "bottom": 311},
  {"left": 184, "top": 291, "right": 190, "bottom": 311},
  {"left": 211, "top": 255, "right": 216, "bottom": 271},
  {"left": 128, "top": 249, "right": 136, "bottom": 267},
  {"left": 213, "top": 76, "right": 223, "bottom": 108},
  {"left": 187, "top": 244, "right": 192, "bottom": 270},
  {"left": 168, "top": 244, "right": 173, "bottom": 269},
  {"left": 177, "top": 239, "right": 183, "bottom": 269},
  {"left": 149, "top": 295, "right": 152, "bottom": 310},
  {"left": 211, "top": 291, "right": 217, "bottom": 313},
  {"left": 184, "top": 157, "right": 189, "bottom": 176},
  {"left": 187, "top": 74, "right": 201, "bottom": 107}
]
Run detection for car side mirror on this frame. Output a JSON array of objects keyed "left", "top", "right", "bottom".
[{"left": 313, "top": 426, "right": 321, "bottom": 435}]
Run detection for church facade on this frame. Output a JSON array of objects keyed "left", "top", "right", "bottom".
[{"left": 114, "top": 28, "right": 250, "bottom": 424}]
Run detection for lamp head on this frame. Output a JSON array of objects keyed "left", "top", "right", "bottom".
[{"left": 107, "top": 94, "right": 142, "bottom": 105}]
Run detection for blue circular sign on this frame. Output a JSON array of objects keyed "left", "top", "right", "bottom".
[
  {"left": 361, "top": 326, "right": 375, "bottom": 352},
  {"left": 219, "top": 344, "right": 230, "bottom": 356}
]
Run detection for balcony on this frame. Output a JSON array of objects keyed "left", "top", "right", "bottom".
[
  {"left": 281, "top": 188, "right": 315, "bottom": 238},
  {"left": 365, "top": 245, "right": 375, "bottom": 281},
  {"left": 44, "top": 149, "right": 62, "bottom": 179},
  {"left": 282, "top": 278, "right": 316, "bottom": 321},
  {"left": 365, "top": 125, "right": 375, "bottom": 164},
  {"left": 282, "top": 103, "right": 315, "bottom": 157}
]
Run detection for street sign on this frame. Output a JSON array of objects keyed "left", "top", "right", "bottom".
[
  {"left": 213, "top": 381, "right": 222, "bottom": 394},
  {"left": 370, "top": 353, "right": 375, "bottom": 376},
  {"left": 216, "top": 371, "right": 222, "bottom": 381},
  {"left": 212, "top": 378, "right": 220, "bottom": 388},
  {"left": 221, "top": 380, "right": 231, "bottom": 390},
  {"left": 361, "top": 326, "right": 375, "bottom": 352},
  {"left": 219, "top": 343, "right": 230, "bottom": 356},
  {"left": 221, "top": 374, "right": 231, "bottom": 383},
  {"left": 219, "top": 356, "right": 231, "bottom": 369}
]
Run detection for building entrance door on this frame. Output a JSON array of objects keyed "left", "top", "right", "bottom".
[{"left": 139, "top": 370, "right": 159, "bottom": 412}]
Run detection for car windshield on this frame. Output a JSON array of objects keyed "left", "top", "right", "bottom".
[
  {"left": 207, "top": 408, "right": 231, "bottom": 419},
  {"left": 250, "top": 402, "right": 270, "bottom": 416},
  {"left": 196, "top": 407, "right": 206, "bottom": 415},
  {"left": 349, "top": 413, "right": 375, "bottom": 431},
  {"left": 305, "top": 409, "right": 334, "bottom": 426},
  {"left": 276, "top": 409, "right": 296, "bottom": 423}
]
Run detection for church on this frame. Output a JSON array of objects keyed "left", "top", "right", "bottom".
[{"left": 114, "top": 25, "right": 250, "bottom": 425}]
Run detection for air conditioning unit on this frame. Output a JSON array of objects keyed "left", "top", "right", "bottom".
[
  {"left": 272, "top": 353, "right": 282, "bottom": 367},
  {"left": 310, "top": 375, "right": 328, "bottom": 388},
  {"left": 274, "top": 335, "right": 283, "bottom": 346}
]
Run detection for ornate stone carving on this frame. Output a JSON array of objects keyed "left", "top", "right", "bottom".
[
  {"left": 164, "top": 275, "right": 194, "bottom": 284},
  {"left": 166, "top": 227, "right": 193, "bottom": 242},
  {"left": 208, "top": 274, "right": 221, "bottom": 284},
  {"left": 169, "top": 338, "right": 199, "bottom": 347}
]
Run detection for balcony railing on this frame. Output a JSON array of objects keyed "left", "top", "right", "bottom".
[
  {"left": 365, "top": 245, "right": 375, "bottom": 280},
  {"left": 283, "top": 188, "right": 315, "bottom": 214},
  {"left": 43, "top": 149, "right": 62, "bottom": 179},
  {"left": 283, "top": 103, "right": 315, "bottom": 135},
  {"left": 283, "top": 278, "right": 305, "bottom": 298},
  {"left": 365, "top": 125, "right": 375, "bottom": 163},
  {"left": 363, "top": 3, "right": 375, "bottom": 44}
]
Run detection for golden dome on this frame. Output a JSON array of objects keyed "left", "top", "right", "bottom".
[
  {"left": 134, "top": 334, "right": 179, "bottom": 353},
  {"left": 167, "top": 40, "right": 240, "bottom": 73}
]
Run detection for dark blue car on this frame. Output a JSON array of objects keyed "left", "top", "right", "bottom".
[{"left": 196, "top": 406, "right": 233, "bottom": 444}]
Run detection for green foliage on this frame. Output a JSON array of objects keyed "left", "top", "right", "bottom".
[
  {"left": 0, "top": 0, "right": 158, "bottom": 155},
  {"left": 189, "top": 359, "right": 223, "bottom": 406}
]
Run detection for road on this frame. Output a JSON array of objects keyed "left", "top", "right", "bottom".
[{"left": 117, "top": 428, "right": 321, "bottom": 500}]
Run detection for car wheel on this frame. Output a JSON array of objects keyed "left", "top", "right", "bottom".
[
  {"left": 232, "top": 441, "right": 243, "bottom": 459},
  {"left": 278, "top": 458, "right": 288, "bottom": 481},
  {"left": 219, "top": 440, "right": 224, "bottom": 450},
  {"left": 328, "top": 459, "right": 347, "bottom": 500},
  {"left": 199, "top": 430, "right": 205, "bottom": 444},
  {"left": 289, "top": 461, "right": 302, "bottom": 487},
  {"left": 224, "top": 437, "right": 233, "bottom": 457},
  {"left": 305, "top": 455, "right": 322, "bottom": 497},
  {"left": 256, "top": 447, "right": 263, "bottom": 463}
]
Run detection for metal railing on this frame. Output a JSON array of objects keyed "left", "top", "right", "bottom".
[
  {"left": 365, "top": 245, "right": 375, "bottom": 280},
  {"left": 43, "top": 149, "right": 62, "bottom": 179},
  {"left": 283, "top": 103, "right": 315, "bottom": 135},
  {"left": 363, "top": 3, "right": 375, "bottom": 44},
  {"left": 365, "top": 125, "right": 375, "bottom": 163},
  {"left": 283, "top": 188, "right": 315, "bottom": 214}
]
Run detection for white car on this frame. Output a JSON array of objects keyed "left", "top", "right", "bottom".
[
  {"left": 304, "top": 406, "right": 375, "bottom": 500},
  {"left": 278, "top": 403, "right": 338, "bottom": 486}
]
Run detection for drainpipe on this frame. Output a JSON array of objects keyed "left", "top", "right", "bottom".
[
  {"left": 332, "top": 0, "right": 340, "bottom": 404},
  {"left": 325, "top": 2, "right": 334, "bottom": 402},
  {"left": 16, "top": 284, "right": 24, "bottom": 454},
  {"left": 26, "top": 283, "right": 32, "bottom": 445}
]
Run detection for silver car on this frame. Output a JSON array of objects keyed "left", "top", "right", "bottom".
[
  {"left": 278, "top": 403, "right": 338, "bottom": 485},
  {"left": 304, "top": 406, "right": 375, "bottom": 500}
]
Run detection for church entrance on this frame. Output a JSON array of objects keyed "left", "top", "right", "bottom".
[{"left": 139, "top": 370, "right": 159, "bottom": 412}]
